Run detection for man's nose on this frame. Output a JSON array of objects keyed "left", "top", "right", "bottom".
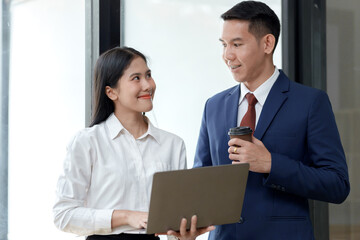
[{"left": 223, "top": 47, "right": 235, "bottom": 61}]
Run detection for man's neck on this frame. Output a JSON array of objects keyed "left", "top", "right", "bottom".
[{"left": 244, "top": 64, "right": 275, "bottom": 92}]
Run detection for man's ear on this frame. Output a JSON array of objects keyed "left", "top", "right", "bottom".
[
  {"left": 263, "top": 34, "right": 276, "bottom": 54},
  {"left": 105, "top": 86, "right": 118, "bottom": 101}
]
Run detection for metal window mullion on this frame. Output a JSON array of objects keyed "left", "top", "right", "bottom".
[
  {"left": 0, "top": 0, "right": 11, "bottom": 239},
  {"left": 85, "top": 0, "right": 99, "bottom": 127}
]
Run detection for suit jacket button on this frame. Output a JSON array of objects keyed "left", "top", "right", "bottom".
[{"left": 238, "top": 217, "right": 244, "bottom": 224}]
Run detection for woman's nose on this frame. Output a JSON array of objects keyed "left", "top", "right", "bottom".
[{"left": 141, "top": 79, "right": 152, "bottom": 92}]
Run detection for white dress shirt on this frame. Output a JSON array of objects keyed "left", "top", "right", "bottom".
[
  {"left": 53, "top": 113, "right": 187, "bottom": 236},
  {"left": 237, "top": 67, "right": 280, "bottom": 127}
]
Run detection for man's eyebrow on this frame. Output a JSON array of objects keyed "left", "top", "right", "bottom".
[{"left": 219, "top": 37, "right": 243, "bottom": 43}]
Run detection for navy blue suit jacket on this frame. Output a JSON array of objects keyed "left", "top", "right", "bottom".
[{"left": 194, "top": 71, "right": 350, "bottom": 240}]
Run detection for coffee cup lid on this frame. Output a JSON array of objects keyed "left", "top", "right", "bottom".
[{"left": 228, "top": 126, "right": 253, "bottom": 135}]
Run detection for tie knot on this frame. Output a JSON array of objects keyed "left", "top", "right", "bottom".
[{"left": 245, "top": 93, "right": 258, "bottom": 106}]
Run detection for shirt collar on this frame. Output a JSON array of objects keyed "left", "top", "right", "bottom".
[
  {"left": 106, "top": 113, "right": 125, "bottom": 139},
  {"left": 239, "top": 66, "right": 280, "bottom": 106},
  {"left": 138, "top": 117, "right": 161, "bottom": 144},
  {"left": 105, "top": 113, "right": 161, "bottom": 144}
]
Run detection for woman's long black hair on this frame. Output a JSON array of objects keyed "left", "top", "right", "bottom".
[{"left": 89, "top": 47, "right": 147, "bottom": 127}]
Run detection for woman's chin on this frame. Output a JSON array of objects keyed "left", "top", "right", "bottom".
[{"left": 141, "top": 106, "right": 153, "bottom": 113}]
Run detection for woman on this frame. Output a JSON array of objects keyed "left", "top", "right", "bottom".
[{"left": 53, "top": 47, "right": 191, "bottom": 239}]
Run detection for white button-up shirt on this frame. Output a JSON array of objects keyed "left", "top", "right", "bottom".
[
  {"left": 237, "top": 67, "right": 280, "bottom": 128},
  {"left": 53, "top": 113, "right": 187, "bottom": 236}
]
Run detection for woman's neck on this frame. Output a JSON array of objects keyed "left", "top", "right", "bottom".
[{"left": 114, "top": 110, "right": 148, "bottom": 139}]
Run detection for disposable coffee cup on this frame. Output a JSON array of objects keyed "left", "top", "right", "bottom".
[{"left": 228, "top": 126, "right": 253, "bottom": 142}]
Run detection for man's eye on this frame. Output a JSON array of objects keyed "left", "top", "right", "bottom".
[
  {"left": 146, "top": 73, "right": 152, "bottom": 78},
  {"left": 133, "top": 76, "right": 140, "bottom": 81},
  {"left": 234, "top": 43, "right": 242, "bottom": 47}
]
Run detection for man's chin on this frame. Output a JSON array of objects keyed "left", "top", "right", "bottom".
[{"left": 232, "top": 76, "right": 246, "bottom": 83}]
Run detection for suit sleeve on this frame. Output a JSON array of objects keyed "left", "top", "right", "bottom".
[
  {"left": 193, "top": 100, "right": 213, "bottom": 168},
  {"left": 264, "top": 91, "right": 350, "bottom": 204}
]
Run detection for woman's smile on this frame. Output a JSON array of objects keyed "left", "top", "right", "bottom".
[{"left": 138, "top": 94, "right": 152, "bottom": 100}]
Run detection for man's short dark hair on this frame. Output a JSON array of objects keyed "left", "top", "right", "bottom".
[{"left": 221, "top": 1, "right": 281, "bottom": 52}]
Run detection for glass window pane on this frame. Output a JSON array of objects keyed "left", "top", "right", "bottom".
[
  {"left": 8, "top": 0, "right": 85, "bottom": 239},
  {"left": 327, "top": 0, "right": 360, "bottom": 239},
  {"left": 123, "top": 1, "right": 281, "bottom": 239},
  {"left": 123, "top": 0, "right": 282, "bottom": 170}
]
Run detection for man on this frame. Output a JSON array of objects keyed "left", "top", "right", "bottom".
[{"left": 193, "top": 1, "right": 350, "bottom": 239}]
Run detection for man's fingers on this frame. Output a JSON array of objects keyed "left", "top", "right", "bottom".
[
  {"left": 229, "top": 152, "right": 243, "bottom": 161},
  {"left": 206, "top": 226, "right": 216, "bottom": 233},
  {"left": 228, "top": 138, "right": 250, "bottom": 147},
  {"left": 198, "top": 225, "right": 216, "bottom": 235},
  {"left": 228, "top": 146, "right": 242, "bottom": 154},
  {"left": 190, "top": 215, "right": 198, "bottom": 233},
  {"left": 165, "top": 218, "right": 215, "bottom": 239},
  {"left": 179, "top": 218, "right": 187, "bottom": 236}
]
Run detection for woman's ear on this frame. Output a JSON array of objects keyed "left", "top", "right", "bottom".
[
  {"left": 105, "top": 86, "right": 118, "bottom": 101},
  {"left": 263, "top": 34, "right": 276, "bottom": 54}
]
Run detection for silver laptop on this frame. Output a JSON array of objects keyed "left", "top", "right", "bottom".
[{"left": 146, "top": 163, "right": 249, "bottom": 234}]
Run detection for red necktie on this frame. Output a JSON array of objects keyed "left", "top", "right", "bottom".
[{"left": 240, "top": 93, "right": 258, "bottom": 132}]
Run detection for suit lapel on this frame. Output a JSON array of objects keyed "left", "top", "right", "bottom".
[
  {"left": 254, "top": 71, "right": 290, "bottom": 140},
  {"left": 225, "top": 85, "right": 240, "bottom": 131}
]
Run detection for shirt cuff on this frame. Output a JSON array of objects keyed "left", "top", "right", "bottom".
[{"left": 94, "top": 209, "right": 114, "bottom": 234}]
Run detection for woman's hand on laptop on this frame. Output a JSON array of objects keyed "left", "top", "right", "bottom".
[
  {"left": 111, "top": 210, "right": 148, "bottom": 229},
  {"left": 166, "top": 215, "right": 215, "bottom": 240}
]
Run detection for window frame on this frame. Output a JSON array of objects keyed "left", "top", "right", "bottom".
[
  {"left": 85, "top": 0, "right": 122, "bottom": 126},
  {"left": 282, "top": 0, "right": 328, "bottom": 239},
  {"left": 0, "top": 1, "right": 11, "bottom": 239}
]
